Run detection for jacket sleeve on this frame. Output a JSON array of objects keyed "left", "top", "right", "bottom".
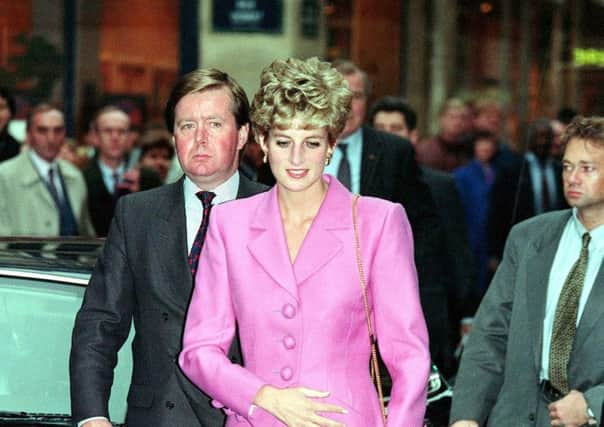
[
  {"left": 449, "top": 225, "right": 519, "bottom": 425},
  {"left": 69, "top": 197, "right": 134, "bottom": 422},
  {"left": 179, "top": 209, "right": 266, "bottom": 420},
  {"left": 368, "top": 202, "right": 431, "bottom": 427}
]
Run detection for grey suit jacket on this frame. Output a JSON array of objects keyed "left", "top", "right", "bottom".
[
  {"left": 450, "top": 209, "right": 604, "bottom": 426},
  {"left": 70, "top": 175, "right": 267, "bottom": 427}
]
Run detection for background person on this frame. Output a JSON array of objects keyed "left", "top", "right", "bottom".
[
  {"left": 179, "top": 57, "right": 430, "bottom": 427},
  {"left": 0, "top": 87, "right": 21, "bottom": 162},
  {"left": 0, "top": 103, "right": 94, "bottom": 236}
]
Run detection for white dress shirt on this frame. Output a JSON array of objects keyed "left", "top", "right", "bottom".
[
  {"left": 540, "top": 209, "right": 604, "bottom": 380},
  {"left": 184, "top": 170, "right": 240, "bottom": 253},
  {"left": 97, "top": 159, "right": 126, "bottom": 195}
]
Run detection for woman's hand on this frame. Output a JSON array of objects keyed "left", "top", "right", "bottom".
[{"left": 254, "top": 385, "right": 347, "bottom": 426}]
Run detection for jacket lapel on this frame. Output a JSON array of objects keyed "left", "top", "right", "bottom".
[
  {"left": 526, "top": 211, "right": 571, "bottom": 370},
  {"left": 293, "top": 177, "right": 349, "bottom": 284},
  {"left": 573, "top": 260, "right": 604, "bottom": 355},
  {"left": 153, "top": 179, "right": 191, "bottom": 306},
  {"left": 247, "top": 186, "right": 299, "bottom": 301},
  {"left": 18, "top": 153, "right": 56, "bottom": 210}
]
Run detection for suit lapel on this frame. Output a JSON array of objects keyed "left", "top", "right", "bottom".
[
  {"left": 293, "top": 177, "right": 349, "bottom": 284},
  {"left": 573, "top": 261, "right": 604, "bottom": 355},
  {"left": 526, "top": 212, "right": 571, "bottom": 370},
  {"left": 247, "top": 186, "right": 299, "bottom": 300},
  {"left": 153, "top": 179, "right": 191, "bottom": 306}
]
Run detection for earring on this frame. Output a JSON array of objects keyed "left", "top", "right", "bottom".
[
  {"left": 325, "top": 152, "right": 332, "bottom": 166},
  {"left": 262, "top": 152, "right": 268, "bottom": 164}
]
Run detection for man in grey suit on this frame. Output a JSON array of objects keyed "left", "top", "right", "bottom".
[
  {"left": 70, "top": 69, "right": 267, "bottom": 427},
  {"left": 450, "top": 115, "right": 604, "bottom": 426}
]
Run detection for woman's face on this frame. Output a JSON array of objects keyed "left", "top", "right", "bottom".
[
  {"left": 0, "top": 95, "right": 12, "bottom": 132},
  {"left": 260, "top": 119, "right": 332, "bottom": 194}
]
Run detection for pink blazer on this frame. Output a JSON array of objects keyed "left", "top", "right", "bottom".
[{"left": 179, "top": 175, "right": 430, "bottom": 426}]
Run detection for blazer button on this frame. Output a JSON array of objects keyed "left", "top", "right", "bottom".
[
  {"left": 161, "top": 312, "right": 169, "bottom": 322},
  {"left": 281, "top": 304, "right": 296, "bottom": 319},
  {"left": 165, "top": 400, "right": 175, "bottom": 410},
  {"left": 280, "top": 366, "right": 293, "bottom": 381},
  {"left": 282, "top": 335, "right": 296, "bottom": 350}
]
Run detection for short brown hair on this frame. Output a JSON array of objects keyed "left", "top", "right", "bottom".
[
  {"left": 164, "top": 68, "right": 250, "bottom": 133},
  {"left": 26, "top": 103, "right": 63, "bottom": 130},
  {"left": 561, "top": 116, "right": 604, "bottom": 149}
]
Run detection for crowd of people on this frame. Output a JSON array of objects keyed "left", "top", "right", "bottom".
[{"left": 1, "top": 56, "right": 603, "bottom": 427}]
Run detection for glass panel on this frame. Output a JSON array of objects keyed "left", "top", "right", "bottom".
[{"left": 0, "top": 276, "right": 133, "bottom": 423}]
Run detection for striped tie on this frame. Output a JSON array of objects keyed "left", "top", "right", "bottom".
[{"left": 188, "top": 191, "right": 216, "bottom": 278}]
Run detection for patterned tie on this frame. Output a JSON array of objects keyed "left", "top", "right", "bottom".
[
  {"left": 549, "top": 232, "right": 591, "bottom": 394},
  {"left": 337, "top": 144, "right": 352, "bottom": 190},
  {"left": 188, "top": 191, "right": 216, "bottom": 277}
]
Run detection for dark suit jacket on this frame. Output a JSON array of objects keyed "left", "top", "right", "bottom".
[
  {"left": 451, "top": 210, "right": 604, "bottom": 426},
  {"left": 421, "top": 166, "right": 477, "bottom": 331},
  {"left": 358, "top": 126, "right": 452, "bottom": 373},
  {"left": 488, "top": 156, "right": 567, "bottom": 260},
  {"left": 84, "top": 161, "right": 163, "bottom": 237},
  {"left": 70, "top": 175, "right": 267, "bottom": 427}
]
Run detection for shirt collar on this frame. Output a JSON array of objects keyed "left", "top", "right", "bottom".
[
  {"left": 28, "top": 149, "right": 57, "bottom": 178},
  {"left": 183, "top": 170, "right": 240, "bottom": 207},
  {"left": 98, "top": 158, "right": 126, "bottom": 177},
  {"left": 339, "top": 127, "right": 362, "bottom": 147},
  {"left": 571, "top": 208, "right": 604, "bottom": 251}
]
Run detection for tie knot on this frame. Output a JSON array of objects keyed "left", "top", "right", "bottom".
[
  {"left": 582, "top": 232, "right": 591, "bottom": 249},
  {"left": 338, "top": 144, "right": 349, "bottom": 154},
  {"left": 196, "top": 191, "right": 216, "bottom": 208}
]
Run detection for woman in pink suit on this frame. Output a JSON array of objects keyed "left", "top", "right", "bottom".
[{"left": 179, "top": 57, "right": 430, "bottom": 426}]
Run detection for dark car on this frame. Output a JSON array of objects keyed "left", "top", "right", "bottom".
[{"left": 0, "top": 238, "right": 133, "bottom": 426}]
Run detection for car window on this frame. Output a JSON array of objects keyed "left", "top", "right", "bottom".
[{"left": 0, "top": 276, "right": 133, "bottom": 422}]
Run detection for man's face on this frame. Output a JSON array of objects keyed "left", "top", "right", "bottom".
[
  {"left": 340, "top": 72, "right": 367, "bottom": 139},
  {"left": 28, "top": 109, "right": 65, "bottom": 162},
  {"left": 172, "top": 88, "right": 248, "bottom": 189},
  {"left": 439, "top": 106, "right": 469, "bottom": 141},
  {"left": 373, "top": 111, "right": 411, "bottom": 139},
  {"left": 563, "top": 138, "right": 604, "bottom": 222},
  {"left": 95, "top": 111, "right": 130, "bottom": 164},
  {"left": 140, "top": 147, "right": 172, "bottom": 182},
  {"left": 474, "top": 138, "right": 497, "bottom": 164},
  {"left": 529, "top": 126, "right": 553, "bottom": 161}
]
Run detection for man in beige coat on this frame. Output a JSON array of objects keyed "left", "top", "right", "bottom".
[{"left": 0, "top": 103, "right": 94, "bottom": 236}]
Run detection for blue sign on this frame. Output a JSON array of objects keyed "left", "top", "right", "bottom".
[{"left": 213, "top": 0, "right": 283, "bottom": 33}]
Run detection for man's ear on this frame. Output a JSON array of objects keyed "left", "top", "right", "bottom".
[{"left": 237, "top": 123, "right": 250, "bottom": 150}]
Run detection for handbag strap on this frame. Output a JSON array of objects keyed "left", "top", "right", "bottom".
[{"left": 352, "top": 195, "right": 387, "bottom": 424}]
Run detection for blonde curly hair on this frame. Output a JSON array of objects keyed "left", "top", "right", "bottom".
[{"left": 251, "top": 57, "right": 352, "bottom": 146}]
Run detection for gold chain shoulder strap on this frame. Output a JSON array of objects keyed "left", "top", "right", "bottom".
[{"left": 352, "top": 195, "right": 387, "bottom": 425}]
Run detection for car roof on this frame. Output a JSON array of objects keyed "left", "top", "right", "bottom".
[{"left": 0, "top": 237, "right": 104, "bottom": 284}]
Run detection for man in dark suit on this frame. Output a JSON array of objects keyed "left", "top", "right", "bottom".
[
  {"left": 368, "top": 96, "right": 477, "bottom": 368},
  {"left": 70, "top": 69, "right": 267, "bottom": 427},
  {"left": 451, "top": 116, "right": 604, "bottom": 427},
  {"left": 488, "top": 118, "right": 568, "bottom": 264},
  {"left": 326, "top": 61, "right": 452, "bottom": 375},
  {"left": 83, "top": 106, "right": 163, "bottom": 236}
]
